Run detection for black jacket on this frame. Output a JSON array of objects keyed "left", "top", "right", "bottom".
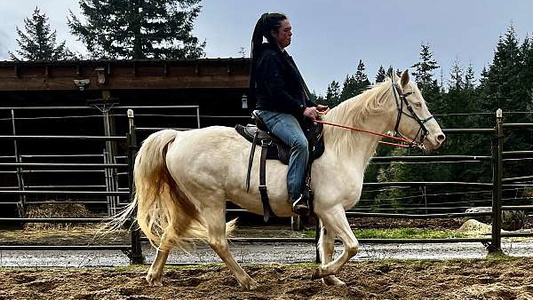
[{"left": 250, "top": 43, "right": 315, "bottom": 120}]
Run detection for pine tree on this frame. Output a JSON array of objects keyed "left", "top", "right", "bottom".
[
  {"left": 354, "top": 59, "right": 371, "bottom": 94},
  {"left": 68, "top": 0, "right": 205, "bottom": 59},
  {"left": 464, "top": 63, "right": 476, "bottom": 90},
  {"left": 411, "top": 43, "right": 442, "bottom": 112},
  {"left": 9, "top": 7, "right": 74, "bottom": 61},
  {"left": 448, "top": 59, "right": 464, "bottom": 91},
  {"left": 411, "top": 43, "right": 440, "bottom": 93},
  {"left": 340, "top": 74, "right": 357, "bottom": 101},
  {"left": 479, "top": 25, "right": 522, "bottom": 112},
  {"left": 324, "top": 80, "right": 341, "bottom": 107},
  {"left": 375, "top": 65, "right": 387, "bottom": 83}
]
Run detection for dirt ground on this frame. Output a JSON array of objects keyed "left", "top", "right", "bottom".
[
  {"left": 1, "top": 217, "right": 533, "bottom": 299},
  {"left": 1, "top": 258, "right": 533, "bottom": 299}
]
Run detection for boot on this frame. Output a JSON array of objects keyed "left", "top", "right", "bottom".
[{"left": 291, "top": 194, "right": 309, "bottom": 216}]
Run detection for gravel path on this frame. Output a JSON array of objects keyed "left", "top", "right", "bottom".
[{"left": 1, "top": 238, "right": 533, "bottom": 267}]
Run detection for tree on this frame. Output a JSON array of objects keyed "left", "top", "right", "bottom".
[
  {"left": 479, "top": 25, "right": 522, "bottom": 113},
  {"left": 323, "top": 80, "right": 341, "bottom": 107},
  {"left": 68, "top": 0, "right": 205, "bottom": 59},
  {"left": 354, "top": 59, "right": 371, "bottom": 93},
  {"left": 340, "top": 60, "right": 371, "bottom": 101},
  {"left": 9, "top": 7, "right": 73, "bottom": 61},
  {"left": 411, "top": 43, "right": 442, "bottom": 112},
  {"left": 375, "top": 65, "right": 387, "bottom": 83},
  {"left": 448, "top": 59, "right": 464, "bottom": 91},
  {"left": 340, "top": 74, "right": 357, "bottom": 101}
]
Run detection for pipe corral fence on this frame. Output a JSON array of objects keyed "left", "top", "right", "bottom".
[{"left": 0, "top": 105, "right": 531, "bottom": 263}]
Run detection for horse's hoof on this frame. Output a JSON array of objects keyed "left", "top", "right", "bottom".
[
  {"left": 311, "top": 268, "right": 323, "bottom": 279},
  {"left": 146, "top": 273, "right": 163, "bottom": 287},
  {"left": 322, "top": 275, "right": 346, "bottom": 286},
  {"left": 240, "top": 279, "right": 258, "bottom": 290}
]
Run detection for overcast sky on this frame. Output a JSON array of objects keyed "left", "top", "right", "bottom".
[{"left": 1, "top": 0, "right": 532, "bottom": 95}]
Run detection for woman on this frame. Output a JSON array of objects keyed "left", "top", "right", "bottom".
[{"left": 249, "top": 12, "right": 326, "bottom": 215}]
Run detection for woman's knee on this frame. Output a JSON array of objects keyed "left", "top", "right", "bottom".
[{"left": 292, "top": 136, "right": 308, "bottom": 151}]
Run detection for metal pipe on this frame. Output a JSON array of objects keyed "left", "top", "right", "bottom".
[
  {"left": 0, "top": 135, "right": 126, "bottom": 141},
  {"left": 490, "top": 109, "right": 503, "bottom": 254},
  {"left": 127, "top": 109, "right": 144, "bottom": 264}
]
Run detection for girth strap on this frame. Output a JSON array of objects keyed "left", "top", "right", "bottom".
[
  {"left": 245, "top": 131, "right": 258, "bottom": 192},
  {"left": 259, "top": 143, "right": 273, "bottom": 222}
]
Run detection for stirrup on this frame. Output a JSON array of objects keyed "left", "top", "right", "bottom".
[{"left": 291, "top": 195, "right": 309, "bottom": 215}]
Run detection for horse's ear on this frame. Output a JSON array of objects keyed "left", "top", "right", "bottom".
[{"left": 400, "top": 69, "right": 409, "bottom": 87}]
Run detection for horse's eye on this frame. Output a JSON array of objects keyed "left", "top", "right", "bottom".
[{"left": 414, "top": 102, "right": 422, "bottom": 108}]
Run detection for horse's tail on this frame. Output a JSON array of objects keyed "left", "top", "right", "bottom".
[{"left": 111, "top": 129, "right": 235, "bottom": 250}]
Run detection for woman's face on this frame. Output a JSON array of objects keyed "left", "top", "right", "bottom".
[{"left": 272, "top": 19, "right": 292, "bottom": 49}]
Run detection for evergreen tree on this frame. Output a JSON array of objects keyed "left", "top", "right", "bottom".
[
  {"left": 448, "top": 59, "right": 464, "bottom": 92},
  {"left": 323, "top": 80, "right": 341, "bottom": 107},
  {"left": 340, "top": 74, "right": 357, "bottom": 101},
  {"left": 9, "top": 7, "right": 73, "bottom": 61},
  {"left": 354, "top": 59, "right": 371, "bottom": 93},
  {"left": 375, "top": 65, "right": 386, "bottom": 83},
  {"left": 68, "top": 0, "right": 205, "bottom": 59},
  {"left": 411, "top": 43, "right": 442, "bottom": 112},
  {"left": 519, "top": 35, "right": 533, "bottom": 112},
  {"left": 464, "top": 63, "right": 476, "bottom": 90},
  {"left": 479, "top": 25, "right": 522, "bottom": 113},
  {"left": 411, "top": 43, "right": 440, "bottom": 93},
  {"left": 340, "top": 60, "right": 371, "bottom": 101}
]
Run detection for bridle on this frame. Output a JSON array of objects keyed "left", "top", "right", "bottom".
[
  {"left": 315, "top": 80, "right": 436, "bottom": 149},
  {"left": 391, "top": 81, "right": 434, "bottom": 147}
]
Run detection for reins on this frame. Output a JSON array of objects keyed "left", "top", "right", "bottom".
[
  {"left": 314, "top": 80, "right": 432, "bottom": 149},
  {"left": 314, "top": 119, "right": 414, "bottom": 149}
]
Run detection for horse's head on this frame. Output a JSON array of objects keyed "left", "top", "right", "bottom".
[{"left": 390, "top": 70, "right": 445, "bottom": 151}]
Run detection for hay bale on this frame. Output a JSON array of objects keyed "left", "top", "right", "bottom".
[{"left": 24, "top": 203, "right": 93, "bottom": 230}]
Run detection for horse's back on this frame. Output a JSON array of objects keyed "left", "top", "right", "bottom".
[{"left": 165, "top": 125, "right": 250, "bottom": 185}]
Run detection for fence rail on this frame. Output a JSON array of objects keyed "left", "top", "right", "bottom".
[{"left": 0, "top": 107, "right": 532, "bottom": 263}]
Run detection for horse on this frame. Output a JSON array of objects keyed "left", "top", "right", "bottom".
[{"left": 112, "top": 70, "right": 445, "bottom": 290}]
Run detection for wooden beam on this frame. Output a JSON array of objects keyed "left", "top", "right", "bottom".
[{"left": 0, "top": 59, "right": 250, "bottom": 91}]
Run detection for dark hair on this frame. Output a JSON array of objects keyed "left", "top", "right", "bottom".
[
  {"left": 250, "top": 12, "right": 287, "bottom": 59},
  {"left": 248, "top": 13, "right": 287, "bottom": 110}
]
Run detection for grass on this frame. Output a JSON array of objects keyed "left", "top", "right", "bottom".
[{"left": 303, "top": 228, "right": 467, "bottom": 239}]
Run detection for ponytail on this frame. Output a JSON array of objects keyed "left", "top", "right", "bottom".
[{"left": 248, "top": 13, "right": 287, "bottom": 110}]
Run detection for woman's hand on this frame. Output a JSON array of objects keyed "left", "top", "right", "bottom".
[
  {"left": 317, "top": 104, "right": 329, "bottom": 112},
  {"left": 303, "top": 107, "right": 319, "bottom": 120}
]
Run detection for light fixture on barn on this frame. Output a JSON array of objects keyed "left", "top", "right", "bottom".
[{"left": 241, "top": 94, "right": 248, "bottom": 109}]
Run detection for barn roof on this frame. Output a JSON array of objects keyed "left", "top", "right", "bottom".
[{"left": 0, "top": 58, "right": 250, "bottom": 91}]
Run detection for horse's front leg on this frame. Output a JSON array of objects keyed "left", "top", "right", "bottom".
[
  {"left": 318, "top": 220, "right": 347, "bottom": 286},
  {"left": 313, "top": 204, "right": 359, "bottom": 279}
]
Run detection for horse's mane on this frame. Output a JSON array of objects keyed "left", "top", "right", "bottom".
[{"left": 322, "top": 79, "right": 393, "bottom": 156}]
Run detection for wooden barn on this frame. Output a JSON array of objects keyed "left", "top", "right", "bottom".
[{"left": 0, "top": 58, "right": 252, "bottom": 217}]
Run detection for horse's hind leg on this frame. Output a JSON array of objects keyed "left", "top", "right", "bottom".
[
  {"left": 146, "top": 233, "right": 172, "bottom": 286},
  {"left": 203, "top": 205, "right": 258, "bottom": 290},
  {"left": 313, "top": 205, "right": 359, "bottom": 279},
  {"left": 318, "top": 220, "right": 346, "bottom": 286}
]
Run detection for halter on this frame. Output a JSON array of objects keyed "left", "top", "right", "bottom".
[{"left": 391, "top": 81, "right": 434, "bottom": 147}]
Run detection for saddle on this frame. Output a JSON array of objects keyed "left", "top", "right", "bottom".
[{"left": 235, "top": 111, "right": 325, "bottom": 222}]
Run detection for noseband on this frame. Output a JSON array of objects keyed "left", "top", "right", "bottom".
[{"left": 391, "top": 82, "right": 434, "bottom": 147}]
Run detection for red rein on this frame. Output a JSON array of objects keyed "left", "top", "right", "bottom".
[{"left": 314, "top": 119, "right": 413, "bottom": 149}]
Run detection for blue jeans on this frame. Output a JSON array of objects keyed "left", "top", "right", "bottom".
[{"left": 255, "top": 110, "right": 309, "bottom": 200}]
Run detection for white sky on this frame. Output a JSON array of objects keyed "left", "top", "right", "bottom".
[{"left": 1, "top": 0, "right": 532, "bottom": 95}]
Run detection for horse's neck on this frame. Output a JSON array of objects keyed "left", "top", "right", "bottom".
[{"left": 322, "top": 99, "right": 392, "bottom": 169}]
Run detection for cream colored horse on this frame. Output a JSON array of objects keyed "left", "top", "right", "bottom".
[{"left": 113, "top": 71, "right": 445, "bottom": 290}]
